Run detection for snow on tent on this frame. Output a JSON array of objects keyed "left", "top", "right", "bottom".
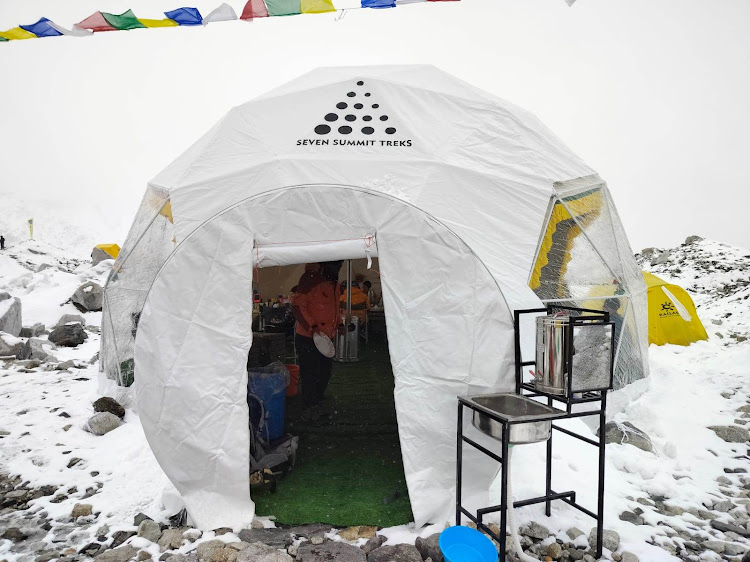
[
  {"left": 91, "top": 244, "right": 120, "bottom": 265},
  {"left": 643, "top": 271, "right": 708, "bottom": 346},
  {"left": 99, "top": 65, "right": 649, "bottom": 530}
]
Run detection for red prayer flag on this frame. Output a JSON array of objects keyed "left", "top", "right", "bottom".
[
  {"left": 76, "top": 11, "right": 116, "bottom": 32},
  {"left": 241, "top": 0, "right": 270, "bottom": 19}
]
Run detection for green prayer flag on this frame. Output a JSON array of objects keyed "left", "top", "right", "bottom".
[{"left": 102, "top": 9, "right": 145, "bottom": 30}]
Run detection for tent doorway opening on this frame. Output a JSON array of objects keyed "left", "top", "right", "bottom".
[{"left": 249, "top": 257, "right": 413, "bottom": 527}]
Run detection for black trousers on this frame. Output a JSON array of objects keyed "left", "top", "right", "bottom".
[{"left": 295, "top": 334, "right": 333, "bottom": 407}]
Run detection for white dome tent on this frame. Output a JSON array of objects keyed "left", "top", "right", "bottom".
[{"left": 100, "top": 65, "right": 648, "bottom": 530}]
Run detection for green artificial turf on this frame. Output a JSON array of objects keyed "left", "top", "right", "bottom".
[{"left": 252, "top": 331, "right": 414, "bottom": 527}]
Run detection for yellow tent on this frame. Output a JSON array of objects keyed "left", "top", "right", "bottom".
[
  {"left": 92, "top": 244, "right": 121, "bottom": 265},
  {"left": 643, "top": 271, "right": 708, "bottom": 346}
]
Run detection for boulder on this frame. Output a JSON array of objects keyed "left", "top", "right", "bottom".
[
  {"left": 602, "top": 421, "right": 653, "bottom": 453},
  {"left": 288, "top": 524, "right": 332, "bottom": 540},
  {"left": 138, "top": 519, "right": 162, "bottom": 543},
  {"left": 17, "top": 338, "right": 56, "bottom": 361},
  {"left": 0, "top": 293, "right": 22, "bottom": 337},
  {"left": 57, "top": 314, "right": 86, "bottom": 327},
  {"left": 297, "top": 542, "right": 367, "bottom": 562},
  {"left": 709, "top": 425, "right": 750, "bottom": 443},
  {"left": 545, "top": 542, "right": 563, "bottom": 559},
  {"left": 650, "top": 251, "right": 671, "bottom": 266},
  {"left": 72, "top": 503, "right": 93, "bottom": 518},
  {"left": 157, "top": 528, "right": 185, "bottom": 552},
  {"left": 1, "top": 527, "right": 28, "bottom": 542},
  {"left": 0, "top": 333, "right": 23, "bottom": 357},
  {"left": 710, "top": 519, "right": 750, "bottom": 537},
  {"left": 685, "top": 235, "right": 703, "bottom": 245},
  {"left": 367, "top": 544, "right": 422, "bottom": 562},
  {"left": 95, "top": 545, "right": 139, "bottom": 562},
  {"left": 236, "top": 543, "right": 292, "bottom": 562},
  {"left": 566, "top": 527, "right": 584, "bottom": 540},
  {"left": 415, "top": 534, "right": 442, "bottom": 562},
  {"left": 85, "top": 412, "right": 122, "bottom": 436},
  {"left": 94, "top": 397, "right": 126, "bottom": 419},
  {"left": 19, "top": 323, "right": 45, "bottom": 338},
  {"left": 111, "top": 530, "right": 137, "bottom": 549},
  {"left": 588, "top": 528, "right": 619, "bottom": 552},
  {"left": 196, "top": 540, "right": 226, "bottom": 562},
  {"left": 520, "top": 521, "right": 550, "bottom": 540},
  {"left": 639, "top": 247, "right": 658, "bottom": 259},
  {"left": 237, "top": 528, "right": 293, "bottom": 549},
  {"left": 620, "top": 552, "right": 639, "bottom": 562},
  {"left": 209, "top": 548, "right": 238, "bottom": 562},
  {"left": 72, "top": 281, "right": 104, "bottom": 312},
  {"left": 166, "top": 554, "right": 198, "bottom": 562},
  {"left": 362, "top": 536, "right": 387, "bottom": 556},
  {"left": 338, "top": 526, "right": 378, "bottom": 541},
  {"left": 619, "top": 511, "right": 645, "bottom": 525},
  {"left": 49, "top": 323, "right": 87, "bottom": 347}
]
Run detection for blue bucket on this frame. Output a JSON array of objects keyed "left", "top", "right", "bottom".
[
  {"left": 248, "top": 363, "right": 289, "bottom": 441},
  {"left": 439, "top": 526, "right": 497, "bottom": 562}
]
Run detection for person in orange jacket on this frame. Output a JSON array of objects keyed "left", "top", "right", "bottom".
[
  {"left": 291, "top": 261, "right": 343, "bottom": 413},
  {"left": 339, "top": 279, "right": 370, "bottom": 326}
]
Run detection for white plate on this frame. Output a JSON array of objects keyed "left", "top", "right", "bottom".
[{"left": 313, "top": 332, "right": 336, "bottom": 358}]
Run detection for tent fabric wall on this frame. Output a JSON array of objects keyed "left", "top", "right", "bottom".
[
  {"left": 101, "top": 65, "right": 649, "bottom": 530},
  {"left": 643, "top": 271, "right": 708, "bottom": 346}
]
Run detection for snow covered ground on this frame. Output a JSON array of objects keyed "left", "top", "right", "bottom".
[{"left": 1, "top": 237, "right": 749, "bottom": 561}]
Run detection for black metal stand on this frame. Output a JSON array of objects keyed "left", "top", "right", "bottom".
[{"left": 455, "top": 306, "right": 614, "bottom": 560}]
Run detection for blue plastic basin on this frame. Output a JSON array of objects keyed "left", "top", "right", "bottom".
[{"left": 439, "top": 526, "right": 497, "bottom": 562}]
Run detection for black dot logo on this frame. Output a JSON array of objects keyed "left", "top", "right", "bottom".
[
  {"left": 345, "top": 114, "right": 356, "bottom": 122},
  {"left": 362, "top": 127, "right": 374, "bottom": 135},
  {"left": 347, "top": 91, "right": 356, "bottom": 97},
  {"left": 372, "top": 104, "right": 379, "bottom": 109},
  {"left": 313, "top": 87, "right": 402, "bottom": 140},
  {"left": 325, "top": 113, "right": 338, "bottom": 122},
  {"left": 380, "top": 115, "right": 389, "bottom": 122},
  {"left": 354, "top": 103, "right": 363, "bottom": 109},
  {"left": 336, "top": 102, "right": 347, "bottom": 109},
  {"left": 385, "top": 127, "right": 396, "bottom": 135},
  {"left": 357, "top": 81, "right": 364, "bottom": 86},
  {"left": 315, "top": 124, "right": 331, "bottom": 135},
  {"left": 339, "top": 126, "right": 352, "bottom": 134},
  {"left": 365, "top": 93, "right": 371, "bottom": 97},
  {"left": 363, "top": 115, "right": 372, "bottom": 122}
]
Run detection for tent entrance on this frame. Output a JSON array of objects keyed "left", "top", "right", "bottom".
[{"left": 250, "top": 258, "right": 413, "bottom": 527}]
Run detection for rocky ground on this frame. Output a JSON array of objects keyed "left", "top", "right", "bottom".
[{"left": 1, "top": 236, "right": 749, "bottom": 562}]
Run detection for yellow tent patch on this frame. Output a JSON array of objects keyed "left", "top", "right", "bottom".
[
  {"left": 643, "top": 271, "right": 708, "bottom": 346},
  {"left": 0, "top": 27, "right": 37, "bottom": 40},
  {"left": 95, "top": 244, "right": 121, "bottom": 259}
]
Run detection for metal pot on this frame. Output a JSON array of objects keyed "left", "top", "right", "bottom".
[{"left": 535, "top": 315, "right": 571, "bottom": 396}]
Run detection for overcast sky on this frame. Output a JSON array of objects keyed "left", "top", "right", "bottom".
[{"left": 1, "top": 0, "right": 748, "bottom": 255}]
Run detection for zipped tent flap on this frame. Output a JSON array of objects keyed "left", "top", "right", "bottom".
[{"left": 255, "top": 235, "right": 377, "bottom": 268}]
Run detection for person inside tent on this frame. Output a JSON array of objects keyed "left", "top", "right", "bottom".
[
  {"left": 0, "top": 235, "right": 5, "bottom": 250},
  {"left": 291, "top": 261, "right": 343, "bottom": 420},
  {"left": 363, "top": 279, "right": 377, "bottom": 307},
  {"left": 340, "top": 275, "right": 370, "bottom": 327}
]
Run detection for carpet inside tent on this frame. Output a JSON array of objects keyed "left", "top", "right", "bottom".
[{"left": 252, "top": 330, "right": 413, "bottom": 527}]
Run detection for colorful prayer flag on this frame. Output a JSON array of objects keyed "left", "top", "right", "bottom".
[
  {"left": 76, "top": 12, "right": 116, "bottom": 32},
  {"left": 362, "top": 0, "right": 396, "bottom": 7},
  {"left": 102, "top": 10, "right": 146, "bottom": 30},
  {"left": 48, "top": 22, "right": 94, "bottom": 36},
  {"left": 203, "top": 3, "right": 238, "bottom": 24},
  {"left": 302, "top": 0, "right": 336, "bottom": 13},
  {"left": 265, "top": 0, "right": 301, "bottom": 15},
  {"left": 138, "top": 18, "right": 179, "bottom": 28},
  {"left": 240, "top": 0, "right": 270, "bottom": 19},
  {"left": 20, "top": 18, "right": 63, "bottom": 38},
  {"left": 164, "top": 7, "right": 203, "bottom": 25},
  {"left": 0, "top": 27, "right": 38, "bottom": 40}
]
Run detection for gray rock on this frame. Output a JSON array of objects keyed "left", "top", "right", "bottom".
[
  {"left": 702, "top": 540, "right": 726, "bottom": 554},
  {"left": 157, "top": 528, "right": 185, "bottom": 552},
  {"left": 362, "top": 536, "right": 387, "bottom": 556},
  {"left": 57, "top": 314, "right": 86, "bottom": 327},
  {"left": 138, "top": 520, "right": 162, "bottom": 543},
  {"left": 111, "top": 530, "right": 137, "bottom": 548},
  {"left": 743, "top": 548, "right": 750, "bottom": 562},
  {"left": 57, "top": 360, "right": 75, "bottom": 370},
  {"left": 414, "top": 534, "right": 443, "bottom": 562},
  {"left": 166, "top": 554, "right": 198, "bottom": 562},
  {"left": 1, "top": 527, "right": 28, "bottom": 541},
  {"left": 685, "top": 235, "right": 703, "bottom": 245},
  {"left": 86, "top": 412, "right": 122, "bottom": 436},
  {"left": 603, "top": 421, "right": 653, "bottom": 452},
  {"left": 718, "top": 475, "right": 733, "bottom": 486},
  {"left": 94, "top": 397, "right": 126, "bottom": 419},
  {"left": 49, "top": 323, "right": 87, "bottom": 347},
  {"left": 237, "top": 528, "right": 293, "bottom": 549},
  {"left": 72, "top": 503, "right": 93, "bottom": 518},
  {"left": 651, "top": 251, "right": 671, "bottom": 266},
  {"left": 566, "top": 527, "right": 584, "bottom": 540},
  {"left": 209, "top": 547, "right": 238, "bottom": 562},
  {"left": 639, "top": 247, "right": 658, "bottom": 259},
  {"left": 520, "top": 521, "right": 550, "bottom": 540},
  {"left": 288, "top": 524, "right": 332, "bottom": 540},
  {"left": 568, "top": 548, "right": 585, "bottom": 560},
  {"left": 0, "top": 293, "right": 22, "bottom": 337},
  {"left": 726, "top": 543, "right": 748, "bottom": 556},
  {"left": 619, "top": 511, "right": 645, "bottom": 525},
  {"left": 545, "top": 542, "right": 562, "bottom": 559},
  {"left": 711, "top": 519, "right": 750, "bottom": 537},
  {"left": 72, "top": 281, "right": 104, "bottom": 312},
  {"left": 297, "top": 542, "right": 366, "bottom": 562},
  {"left": 737, "top": 405, "right": 750, "bottom": 414},
  {"left": 710, "top": 425, "right": 750, "bottom": 443},
  {"left": 16, "top": 337, "right": 56, "bottom": 361},
  {"left": 36, "top": 263, "right": 56, "bottom": 273},
  {"left": 19, "top": 323, "right": 46, "bottom": 338},
  {"left": 196, "top": 540, "right": 225, "bottom": 562},
  {"left": 236, "top": 543, "right": 292, "bottom": 562},
  {"left": 367, "top": 544, "right": 422, "bottom": 562},
  {"left": 713, "top": 499, "right": 735, "bottom": 512},
  {"left": 95, "top": 545, "right": 139, "bottom": 562},
  {"left": 0, "top": 333, "right": 23, "bottom": 357},
  {"left": 588, "top": 528, "right": 619, "bottom": 552}
]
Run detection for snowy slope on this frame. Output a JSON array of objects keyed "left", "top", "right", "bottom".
[{"left": 0, "top": 238, "right": 748, "bottom": 562}]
